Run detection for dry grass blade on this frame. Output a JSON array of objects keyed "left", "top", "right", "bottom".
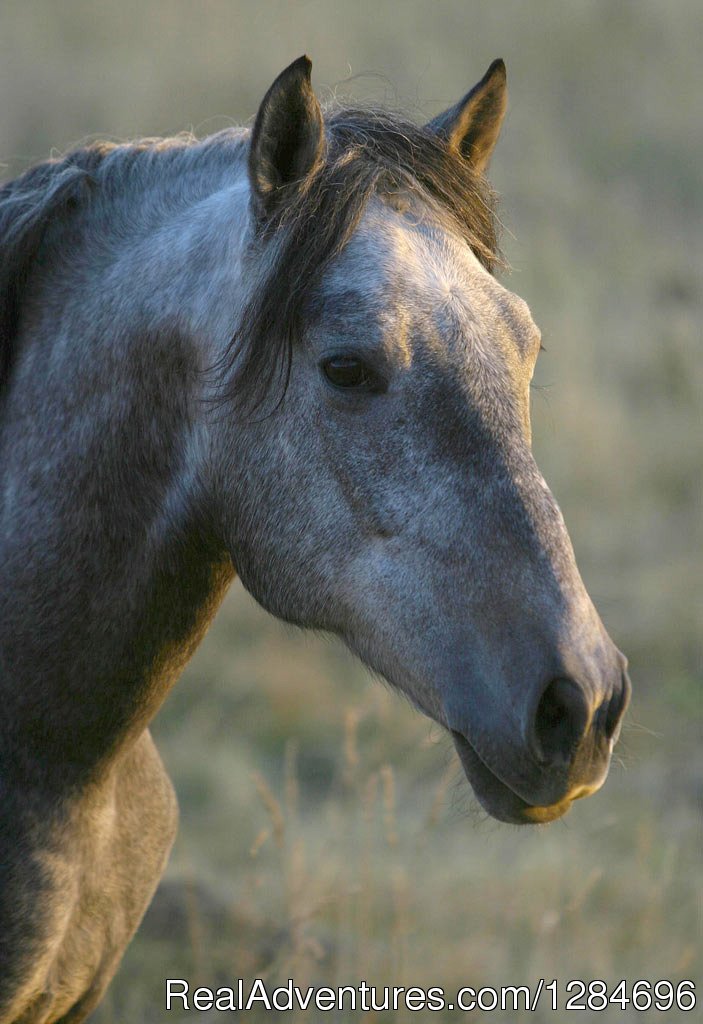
[{"left": 251, "top": 770, "right": 286, "bottom": 849}]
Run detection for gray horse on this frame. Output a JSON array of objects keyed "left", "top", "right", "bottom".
[{"left": 0, "top": 57, "right": 629, "bottom": 1021}]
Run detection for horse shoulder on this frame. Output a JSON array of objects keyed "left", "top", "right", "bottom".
[{"left": 0, "top": 729, "right": 177, "bottom": 1024}]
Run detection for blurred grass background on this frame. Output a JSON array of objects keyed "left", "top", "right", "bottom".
[{"left": 1, "top": 1, "right": 700, "bottom": 1021}]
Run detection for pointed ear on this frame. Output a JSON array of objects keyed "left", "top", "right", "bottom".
[
  {"left": 248, "top": 55, "right": 325, "bottom": 218},
  {"left": 426, "top": 59, "right": 507, "bottom": 174}
]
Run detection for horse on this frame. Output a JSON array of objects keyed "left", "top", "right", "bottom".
[{"left": 0, "top": 55, "right": 630, "bottom": 1021}]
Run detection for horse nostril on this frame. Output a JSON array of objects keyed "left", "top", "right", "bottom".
[
  {"left": 533, "top": 677, "right": 590, "bottom": 766},
  {"left": 603, "top": 670, "right": 632, "bottom": 741}
]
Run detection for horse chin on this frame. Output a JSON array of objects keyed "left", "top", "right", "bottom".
[{"left": 451, "top": 730, "right": 574, "bottom": 825}]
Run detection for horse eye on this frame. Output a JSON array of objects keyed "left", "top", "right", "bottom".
[{"left": 321, "top": 356, "right": 372, "bottom": 390}]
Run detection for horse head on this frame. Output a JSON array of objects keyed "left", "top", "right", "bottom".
[{"left": 215, "top": 57, "right": 630, "bottom": 824}]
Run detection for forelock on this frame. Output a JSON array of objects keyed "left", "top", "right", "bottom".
[{"left": 218, "top": 105, "right": 504, "bottom": 414}]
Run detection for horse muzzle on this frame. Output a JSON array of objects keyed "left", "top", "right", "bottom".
[{"left": 451, "top": 664, "right": 631, "bottom": 825}]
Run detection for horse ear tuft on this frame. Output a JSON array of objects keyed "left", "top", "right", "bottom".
[
  {"left": 248, "top": 55, "right": 325, "bottom": 219},
  {"left": 426, "top": 59, "right": 507, "bottom": 174}
]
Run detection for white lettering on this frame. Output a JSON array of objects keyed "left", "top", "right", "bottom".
[
  {"left": 406, "top": 986, "right": 426, "bottom": 1010},
  {"left": 165, "top": 980, "right": 189, "bottom": 1010},
  {"left": 192, "top": 987, "right": 213, "bottom": 1011},
  {"left": 315, "top": 986, "right": 336, "bottom": 1010},
  {"left": 245, "top": 978, "right": 272, "bottom": 1010},
  {"left": 215, "top": 987, "right": 236, "bottom": 1011}
]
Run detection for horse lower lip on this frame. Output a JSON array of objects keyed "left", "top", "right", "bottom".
[
  {"left": 450, "top": 729, "right": 573, "bottom": 825},
  {"left": 519, "top": 800, "right": 573, "bottom": 823}
]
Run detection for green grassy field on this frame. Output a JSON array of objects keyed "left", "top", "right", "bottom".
[{"left": 1, "top": 2, "right": 700, "bottom": 1021}]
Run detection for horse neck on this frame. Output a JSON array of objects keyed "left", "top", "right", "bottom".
[{"left": 0, "top": 151, "right": 253, "bottom": 790}]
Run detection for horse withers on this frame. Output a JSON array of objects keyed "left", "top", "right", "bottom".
[{"left": 0, "top": 57, "right": 630, "bottom": 1022}]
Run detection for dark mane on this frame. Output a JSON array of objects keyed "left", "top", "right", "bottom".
[
  {"left": 223, "top": 105, "right": 503, "bottom": 412},
  {"left": 0, "top": 108, "right": 501, "bottom": 406}
]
